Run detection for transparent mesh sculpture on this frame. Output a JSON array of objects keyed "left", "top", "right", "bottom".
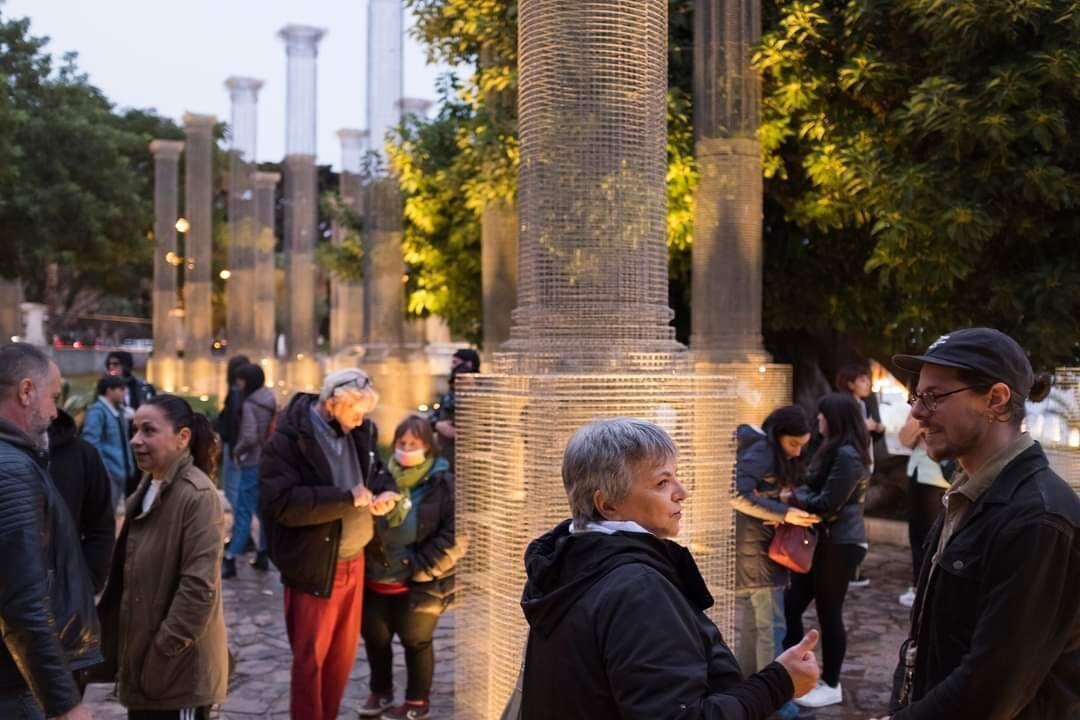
[
  {"left": 1045, "top": 367, "right": 1080, "bottom": 495},
  {"left": 454, "top": 1, "right": 740, "bottom": 717}
]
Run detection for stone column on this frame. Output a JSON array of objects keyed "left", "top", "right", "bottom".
[
  {"left": 253, "top": 171, "right": 280, "bottom": 361},
  {"left": 182, "top": 113, "right": 216, "bottom": 394},
  {"left": 0, "top": 279, "right": 24, "bottom": 342},
  {"left": 278, "top": 24, "right": 325, "bottom": 391},
  {"left": 330, "top": 129, "right": 368, "bottom": 354},
  {"left": 225, "top": 76, "right": 264, "bottom": 356},
  {"left": 147, "top": 139, "right": 184, "bottom": 391},
  {"left": 367, "top": 0, "right": 403, "bottom": 164},
  {"left": 690, "top": 0, "right": 768, "bottom": 363},
  {"left": 363, "top": 177, "right": 405, "bottom": 355}
]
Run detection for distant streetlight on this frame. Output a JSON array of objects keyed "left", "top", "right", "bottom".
[
  {"left": 175, "top": 217, "right": 191, "bottom": 233},
  {"left": 219, "top": 269, "right": 232, "bottom": 280}
]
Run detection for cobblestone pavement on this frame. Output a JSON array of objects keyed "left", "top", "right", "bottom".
[{"left": 86, "top": 542, "right": 912, "bottom": 719}]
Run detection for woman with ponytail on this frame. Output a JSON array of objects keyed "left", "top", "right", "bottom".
[
  {"left": 97, "top": 394, "right": 228, "bottom": 720},
  {"left": 359, "top": 415, "right": 462, "bottom": 720}
]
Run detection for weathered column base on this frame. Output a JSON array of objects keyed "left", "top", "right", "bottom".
[
  {"left": 692, "top": 361, "right": 793, "bottom": 427},
  {"left": 146, "top": 357, "right": 182, "bottom": 394}
]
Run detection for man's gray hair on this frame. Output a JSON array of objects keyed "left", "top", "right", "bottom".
[
  {"left": 319, "top": 367, "right": 378, "bottom": 404},
  {"left": 0, "top": 343, "right": 51, "bottom": 399},
  {"left": 562, "top": 418, "right": 678, "bottom": 527}
]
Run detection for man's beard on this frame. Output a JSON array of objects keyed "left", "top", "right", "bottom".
[{"left": 27, "top": 408, "right": 51, "bottom": 439}]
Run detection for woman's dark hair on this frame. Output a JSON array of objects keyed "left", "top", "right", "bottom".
[
  {"left": 393, "top": 413, "right": 438, "bottom": 453},
  {"left": 762, "top": 405, "right": 812, "bottom": 487},
  {"left": 809, "top": 392, "right": 871, "bottom": 474},
  {"left": 105, "top": 350, "right": 134, "bottom": 374},
  {"left": 835, "top": 363, "right": 870, "bottom": 392},
  {"left": 96, "top": 374, "right": 127, "bottom": 396},
  {"left": 235, "top": 363, "right": 266, "bottom": 400},
  {"left": 226, "top": 354, "right": 251, "bottom": 386},
  {"left": 144, "top": 394, "right": 219, "bottom": 478},
  {"left": 955, "top": 368, "right": 1053, "bottom": 428}
]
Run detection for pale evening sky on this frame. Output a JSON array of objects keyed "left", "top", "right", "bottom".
[{"left": 3, "top": 0, "right": 455, "bottom": 170}]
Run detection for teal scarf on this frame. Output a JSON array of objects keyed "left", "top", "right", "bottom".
[{"left": 385, "top": 455, "right": 435, "bottom": 528}]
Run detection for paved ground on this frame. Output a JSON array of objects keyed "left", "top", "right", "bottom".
[{"left": 85, "top": 543, "right": 913, "bottom": 719}]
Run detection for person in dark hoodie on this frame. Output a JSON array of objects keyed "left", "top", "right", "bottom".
[
  {"left": 222, "top": 362, "right": 277, "bottom": 577},
  {"left": 732, "top": 406, "right": 818, "bottom": 720},
  {"left": 259, "top": 368, "right": 400, "bottom": 720},
  {"left": 520, "top": 418, "right": 821, "bottom": 720},
  {"left": 0, "top": 343, "right": 99, "bottom": 720},
  {"left": 47, "top": 407, "right": 116, "bottom": 595},
  {"left": 104, "top": 350, "right": 155, "bottom": 413},
  {"left": 216, "top": 354, "right": 251, "bottom": 541}
]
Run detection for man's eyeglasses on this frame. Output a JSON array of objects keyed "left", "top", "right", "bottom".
[
  {"left": 331, "top": 375, "right": 373, "bottom": 394},
  {"left": 907, "top": 386, "right": 979, "bottom": 413}
]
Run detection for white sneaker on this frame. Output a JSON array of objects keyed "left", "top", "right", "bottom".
[
  {"left": 794, "top": 681, "right": 843, "bottom": 708},
  {"left": 899, "top": 586, "right": 916, "bottom": 608}
]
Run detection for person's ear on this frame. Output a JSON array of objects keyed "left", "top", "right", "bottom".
[
  {"left": 16, "top": 378, "right": 34, "bottom": 408},
  {"left": 593, "top": 489, "right": 619, "bottom": 521},
  {"left": 987, "top": 383, "right": 1012, "bottom": 420},
  {"left": 177, "top": 425, "right": 192, "bottom": 450}
]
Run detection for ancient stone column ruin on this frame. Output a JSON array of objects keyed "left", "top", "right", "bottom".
[
  {"left": 330, "top": 128, "right": 368, "bottom": 355},
  {"left": 181, "top": 113, "right": 217, "bottom": 395},
  {"left": 253, "top": 171, "right": 280, "bottom": 378},
  {"left": 147, "top": 139, "right": 184, "bottom": 392},
  {"left": 689, "top": 0, "right": 791, "bottom": 421},
  {"left": 278, "top": 24, "right": 326, "bottom": 391},
  {"left": 225, "top": 76, "right": 264, "bottom": 357},
  {"left": 454, "top": 2, "right": 737, "bottom": 717}
]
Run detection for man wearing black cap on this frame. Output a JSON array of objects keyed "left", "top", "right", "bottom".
[
  {"left": 432, "top": 348, "right": 480, "bottom": 471},
  {"left": 874, "top": 328, "right": 1080, "bottom": 720}
]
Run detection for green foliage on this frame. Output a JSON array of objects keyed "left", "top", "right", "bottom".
[
  {"left": 0, "top": 13, "right": 185, "bottom": 332},
  {"left": 757, "top": 0, "right": 1080, "bottom": 366}
]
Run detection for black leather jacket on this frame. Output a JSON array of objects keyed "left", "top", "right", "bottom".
[
  {"left": 792, "top": 443, "right": 869, "bottom": 545},
  {"left": 0, "top": 419, "right": 102, "bottom": 716}
]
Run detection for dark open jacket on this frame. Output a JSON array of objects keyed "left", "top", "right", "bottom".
[
  {"left": 892, "top": 442, "right": 1080, "bottom": 720},
  {"left": 47, "top": 409, "right": 115, "bottom": 593},
  {"left": 259, "top": 393, "right": 396, "bottom": 598},
  {"left": 732, "top": 426, "right": 793, "bottom": 590},
  {"left": 791, "top": 443, "right": 869, "bottom": 545},
  {"left": 0, "top": 419, "right": 102, "bottom": 716},
  {"left": 520, "top": 520, "right": 794, "bottom": 719},
  {"left": 366, "top": 461, "right": 465, "bottom": 614}
]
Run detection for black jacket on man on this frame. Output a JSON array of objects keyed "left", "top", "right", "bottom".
[
  {"left": 520, "top": 520, "right": 794, "bottom": 719},
  {"left": 0, "top": 418, "right": 102, "bottom": 716},
  {"left": 792, "top": 443, "right": 869, "bottom": 545},
  {"left": 892, "top": 443, "right": 1080, "bottom": 720},
  {"left": 47, "top": 409, "right": 115, "bottom": 593},
  {"left": 259, "top": 393, "right": 396, "bottom": 598}
]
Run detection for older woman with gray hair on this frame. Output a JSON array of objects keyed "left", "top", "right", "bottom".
[
  {"left": 259, "top": 368, "right": 400, "bottom": 720},
  {"left": 520, "top": 418, "right": 821, "bottom": 719}
]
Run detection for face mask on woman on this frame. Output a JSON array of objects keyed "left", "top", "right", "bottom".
[{"left": 394, "top": 446, "right": 427, "bottom": 467}]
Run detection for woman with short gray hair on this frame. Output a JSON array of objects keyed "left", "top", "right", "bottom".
[{"left": 520, "top": 418, "right": 821, "bottom": 719}]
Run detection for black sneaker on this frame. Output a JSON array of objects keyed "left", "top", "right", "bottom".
[
  {"left": 250, "top": 551, "right": 270, "bottom": 571},
  {"left": 221, "top": 556, "right": 237, "bottom": 579},
  {"left": 382, "top": 702, "right": 431, "bottom": 720},
  {"left": 358, "top": 692, "right": 394, "bottom": 717}
]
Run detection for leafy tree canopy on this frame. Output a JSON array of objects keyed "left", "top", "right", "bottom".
[
  {"left": 0, "top": 12, "right": 183, "bottom": 330},
  {"left": 757, "top": 0, "right": 1080, "bottom": 367}
]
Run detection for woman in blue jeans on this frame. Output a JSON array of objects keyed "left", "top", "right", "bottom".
[
  {"left": 782, "top": 393, "right": 871, "bottom": 709},
  {"left": 732, "top": 405, "right": 818, "bottom": 720},
  {"left": 222, "top": 362, "right": 277, "bottom": 578}
]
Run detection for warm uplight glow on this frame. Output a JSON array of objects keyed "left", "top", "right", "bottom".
[
  {"left": 199, "top": 395, "right": 210, "bottom": 402},
  {"left": 418, "top": 404, "right": 429, "bottom": 412},
  {"left": 401, "top": 274, "right": 409, "bottom": 283},
  {"left": 175, "top": 217, "right": 190, "bottom": 233},
  {"left": 219, "top": 270, "right": 232, "bottom": 280},
  {"left": 165, "top": 251, "right": 182, "bottom": 266}
]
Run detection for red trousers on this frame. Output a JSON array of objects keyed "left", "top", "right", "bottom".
[{"left": 284, "top": 556, "right": 365, "bottom": 720}]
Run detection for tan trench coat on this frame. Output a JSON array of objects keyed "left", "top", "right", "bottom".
[{"left": 99, "top": 451, "right": 228, "bottom": 710}]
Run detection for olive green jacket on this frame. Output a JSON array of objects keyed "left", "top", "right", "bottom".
[{"left": 98, "top": 452, "right": 228, "bottom": 710}]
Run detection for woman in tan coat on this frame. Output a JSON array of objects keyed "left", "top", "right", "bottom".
[{"left": 98, "top": 394, "right": 228, "bottom": 720}]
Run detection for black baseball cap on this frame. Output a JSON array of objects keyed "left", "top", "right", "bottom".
[{"left": 892, "top": 328, "right": 1035, "bottom": 398}]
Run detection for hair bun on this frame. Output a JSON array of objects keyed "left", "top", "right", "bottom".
[{"left": 1028, "top": 373, "right": 1053, "bottom": 403}]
